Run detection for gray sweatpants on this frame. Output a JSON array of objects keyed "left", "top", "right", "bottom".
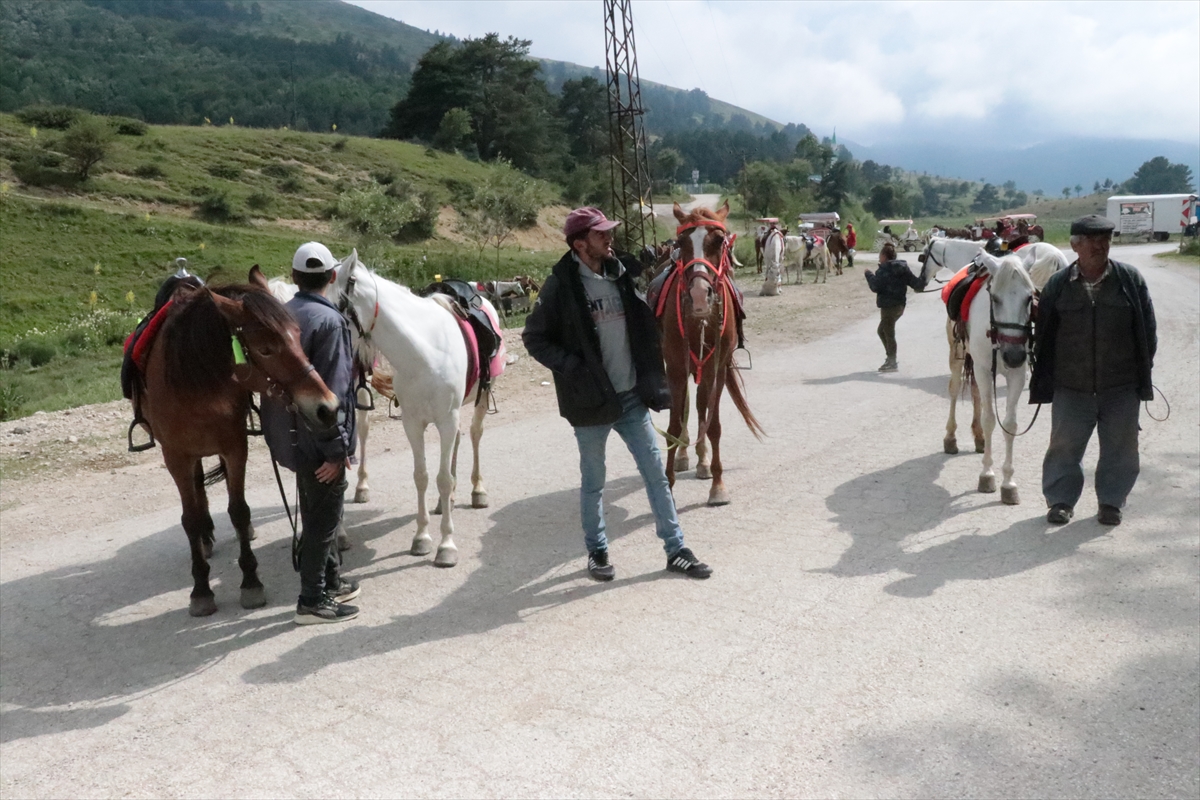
[{"left": 1042, "top": 386, "right": 1141, "bottom": 509}]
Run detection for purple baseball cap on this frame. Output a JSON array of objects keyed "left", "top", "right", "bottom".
[{"left": 564, "top": 207, "right": 621, "bottom": 240}]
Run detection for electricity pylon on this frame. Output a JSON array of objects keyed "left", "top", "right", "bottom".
[{"left": 603, "top": 0, "right": 655, "bottom": 254}]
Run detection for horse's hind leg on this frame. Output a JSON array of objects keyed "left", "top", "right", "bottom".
[
  {"left": 970, "top": 375, "right": 985, "bottom": 453},
  {"left": 999, "top": 367, "right": 1025, "bottom": 505},
  {"left": 945, "top": 326, "right": 962, "bottom": 454},
  {"left": 704, "top": 376, "right": 729, "bottom": 506},
  {"left": 167, "top": 450, "right": 218, "bottom": 616},
  {"left": 433, "top": 415, "right": 460, "bottom": 567},
  {"left": 469, "top": 391, "right": 489, "bottom": 508},
  {"left": 224, "top": 441, "right": 266, "bottom": 608},
  {"left": 694, "top": 385, "right": 711, "bottom": 480},
  {"left": 675, "top": 385, "right": 691, "bottom": 473},
  {"left": 353, "top": 401, "right": 370, "bottom": 504}
]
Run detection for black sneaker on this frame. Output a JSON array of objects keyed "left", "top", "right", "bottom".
[
  {"left": 587, "top": 549, "right": 615, "bottom": 582},
  {"left": 325, "top": 577, "right": 360, "bottom": 603},
  {"left": 667, "top": 547, "right": 712, "bottom": 579},
  {"left": 1046, "top": 503, "right": 1073, "bottom": 525},
  {"left": 1098, "top": 504, "right": 1122, "bottom": 526},
  {"left": 294, "top": 595, "right": 359, "bottom": 625}
]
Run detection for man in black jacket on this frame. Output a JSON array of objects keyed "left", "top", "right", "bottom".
[
  {"left": 523, "top": 207, "right": 712, "bottom": 581},
  {"left": 1030, "top": 215, "right": 1157, "bottom": 526},
  {"left": 864, "top": 243, "right": 927, "bottom": 371}
]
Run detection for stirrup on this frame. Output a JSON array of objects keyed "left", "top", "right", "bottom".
[
  {"left": 486, "top": 388, "right": 499, "bottom": 415},
  {"left": 732, "top": 346, "right": 753, "bottom": 370},
  {"left": 246, "top": 398, "right": 263, "bottom": 436},
  {"left": 355, "top": 385, "right": 375, "bottom": 411},
  {"left": 127, "top": 418, "right": 156, "bottom": 452},
  {"left": 387, "top": 395, "right": 402, "bottom": 420}
]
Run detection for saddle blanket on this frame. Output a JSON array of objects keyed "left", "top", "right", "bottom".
[
  {"left": 942, "top": 266, "right": 985, "bottom": 323},
  {"left": 120, "top": 300, "right": 174, "bottom": 399}
]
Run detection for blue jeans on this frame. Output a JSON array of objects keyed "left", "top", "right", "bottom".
[
  {"left": 1042, "top": 386, "right": 1141, "bottom": 509},
  {"left": 573, "top": 391, "right": 685, "bottom": 556}
]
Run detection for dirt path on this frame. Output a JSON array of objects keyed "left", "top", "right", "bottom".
[{"left": 1, "top": 245, "right": 1196, "bottom": 798}]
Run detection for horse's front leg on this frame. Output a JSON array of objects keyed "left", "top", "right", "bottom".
[
  {"left": 705, "top": 370, "right": 729, "bottom": 506},
  {"left": 665, "top": 364, "right": 688, "bottom": 488},
  {"left": 165, "top": 449, "right": 218, "bottom": 616},
  {"left": 223, "top": 440, "right": 266, "bottom": 609},
  {"left": 676, "top": 384, "right": 691, "bottom": 473},
  {"left": 975, "top": 358, "right": 997, "bottom": 494},
  {"left": 469, "top": 391, "right": 489, "bottom": 508},
  {"left": 970, "top": 371, "right": 985, "bottom": 453},
  {"left": 353, "top": 400, "right": 370, "bottom": 503},
  {"left": 999, "top": 366, "right": 1025, "bottom": 505},
  {"left": 433, "top": 414, "right": 460, "bottom": 567},
  {"left": 694, "top": 377, "right": 711, "bottom": 481},
  {"left": 404, "top": 417, "right": 434, "bottom": 557}
]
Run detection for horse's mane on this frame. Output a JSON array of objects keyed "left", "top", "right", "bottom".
[
  {"left": 990, "top": 255, "right": 1034, "bottom": 294},
  {"left": 163, "top": 284, "right": 294, "bottom": 394}
]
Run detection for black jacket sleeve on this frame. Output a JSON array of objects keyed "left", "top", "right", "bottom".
[{"left": 522, "top": 274, "right": 583, "bottom": 377}]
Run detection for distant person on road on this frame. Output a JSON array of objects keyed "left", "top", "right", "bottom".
[
  {"left": 864, "top": 242, "right": 927, "bottom": 372},
  {"left": 845, "top": 222, "right": 857, "bottom": 267},
  {"left": 261, "top": 242, "right": 362, "bottom": 624},
  {"left": 522, "top": 207, "right": 712, "bottom": 582},
  {"left": 1030, "top": 215, "right": 1157, "bottom": 527}
]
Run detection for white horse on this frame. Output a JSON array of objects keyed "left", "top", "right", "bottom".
[
  {"left": 784, "top": 235, "right": 829, "bottom": 284},
  {"left": 324, "top": 251, "right": 503, "bottom": 567},
  {"left": 928, "top": 242, "right": 1069, "bottom": 462},
  {"left": 760, "top": 227, "right": 784, "bottom": 295}
]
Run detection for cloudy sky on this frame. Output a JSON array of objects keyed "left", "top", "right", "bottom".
[{"left": 348, "top": 0, "right": 1199, "bottom": 149}]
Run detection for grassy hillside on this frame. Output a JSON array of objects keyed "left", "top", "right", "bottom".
[{"left": 0, "top": 113, "right": 566, "bottom": 419}]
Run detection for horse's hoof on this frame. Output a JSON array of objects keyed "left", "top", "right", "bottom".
[
  {"left": 676, "top": 453, "right": 690, "bottom": 472},
  {"left": 189, "top": 596, "right": 218, "bottom": 617},
  {"left": 434, "top": 546, "right": 458, "bottom": 568},
  {"left": 432, "top": 499, "right": 443, "bottom": 515},
  {"left": 411, "top": 534, "right": 433, "bottom": 556},
  {"left": 978, "top": 474, "right": 997, "bottom": 493},
  {"left": 1001, "top": 486, "right": 1020, "bottom": 505},
  {"left": 353, "top": 487, "right": 370, "bottom": 504},
  {"left": 944, "top": 438, "right": 959, "bottom": 455},
  {"left": 975, "top": 438, "right": 986, "bottom": 453},
  {"left": 707, "top": 488, "right": 731, "bottom": 506},
  {"left": 696, "top": 463, "right": 712, "bottom": 480},
  {"left": 337, "top": 530, "right": 351, "bottom": 551},
  {"left": 471, "top": 491, "right": 489, "bottom": 509},
  {"left": 240, "top": 586, "right": 266, "bottom": 609}
]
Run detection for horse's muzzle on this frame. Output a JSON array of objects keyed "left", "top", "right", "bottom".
[{"left": 1000, "top": 344, "right": 1027, "bottom": 370}]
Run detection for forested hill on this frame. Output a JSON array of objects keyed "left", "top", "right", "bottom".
[
  {"left": 0, "top": 0, "right": 443, "bottom": 136},
  {"left": 0, "top": 0, "right": 792, "bottom": 141}
]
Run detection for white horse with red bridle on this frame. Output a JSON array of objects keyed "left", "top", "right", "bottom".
[{"left": 759, "top": 226, "right": 786, "bottom": 296}]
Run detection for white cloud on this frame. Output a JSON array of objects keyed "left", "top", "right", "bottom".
[{"left": 348, "top": 0, "right": 1200, "bottom": 145}]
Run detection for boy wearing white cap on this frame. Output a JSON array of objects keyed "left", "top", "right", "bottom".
[{"left": 261, "top": 242, "right": 362, "bottom": 623}]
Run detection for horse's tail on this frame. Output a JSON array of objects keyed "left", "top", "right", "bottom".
[
  {"left": 724, "top": 366, "right": 765, "bottom": 440},
  {"left": 963, "top": 353, "right": 976, "bottom": 398},
  {"left": 203, "top": 458, "right": 227, "bottom": 487}
]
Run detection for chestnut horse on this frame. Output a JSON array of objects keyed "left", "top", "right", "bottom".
[
  {"left": 662, "top": 202, "right": 764, "bottom": 505},
  {"left": 133, "top": 267, "right": 338, "bottom": 616}
]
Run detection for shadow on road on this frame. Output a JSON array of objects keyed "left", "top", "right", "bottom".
[
  {"left": 239, "top": 474, "right": 669, "bottom": 686},
  {"left": 816, "top": 452, "right": 1107, "bottom": 596},
  {"left": 0, "top": 475, "right": 659, "bottom": 741}
]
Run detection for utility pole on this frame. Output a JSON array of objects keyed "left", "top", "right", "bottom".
[{"left": 603, "top": 0, "right": 655, "bottom": 253}]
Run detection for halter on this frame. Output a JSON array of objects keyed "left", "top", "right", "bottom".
[
  {"left": 672, "top": 219, "right": 737, "bottom": 385},
  {"left": 338, "top": 265, "right": 380, "bottom": 342},
  {"left": 230, "top": 322, "right": 317, "bottom": 400}
]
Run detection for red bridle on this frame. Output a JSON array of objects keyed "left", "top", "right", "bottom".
[{"left": 671, "top": 218, "right": 738, "bottom": 384}]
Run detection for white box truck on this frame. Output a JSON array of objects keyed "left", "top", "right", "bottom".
[{"left": 1106, "top": 193, "right": 1198, "bottom": 241}]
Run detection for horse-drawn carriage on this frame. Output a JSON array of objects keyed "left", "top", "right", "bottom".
[
  {"left": 797, "top": 211, "right": 840, "bottom": 241},
  {"left": 878, "top": 219, "right": 920, "bottom": 251}
]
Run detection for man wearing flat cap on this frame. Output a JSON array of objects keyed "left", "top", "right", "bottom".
[
  {"left": 523, "top": 207, "right": 713, "bottom": 581},
  {"left": 1030, "top": 215, "right": 1157, "bottom": 526}
]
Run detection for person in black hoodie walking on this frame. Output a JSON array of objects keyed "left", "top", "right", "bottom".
[
  {"left": 864, "top": 242, "right": 927, "bottom": 371},
  {"left": 522, "top": 207, "right": 712, "bottom": 582}
]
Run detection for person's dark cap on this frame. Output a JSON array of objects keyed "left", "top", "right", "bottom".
[{"left": 1070, "top": 214, "right": 1115, "bottom": 236}]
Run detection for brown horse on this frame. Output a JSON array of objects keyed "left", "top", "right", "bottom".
[
  {"left": 825, "top": 231, "right": 849, "bottom": 274},
  {"left": 661, "top": 202, "right": 764, "bottom": 505},
  {"left": 133, "top": 267, "right": 338, "bottom": 616}
]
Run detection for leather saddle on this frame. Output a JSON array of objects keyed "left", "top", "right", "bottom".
[{"left": 419, "top": 279, "right": 502, "bottom": 399}]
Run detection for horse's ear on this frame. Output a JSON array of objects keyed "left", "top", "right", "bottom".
[
  {"left": 209, "top": 291, "right": 247, "bottom": 327},
  {"left": 716, "top": 200, "right": 730, "bottom": 220},
  {"left": 248, "top": 264, "right": 268, "bottom": 289},
  {"left": 672, "top": 202, "right": 686, "bottom": 223}
]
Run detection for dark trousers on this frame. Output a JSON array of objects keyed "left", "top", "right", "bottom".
[
  {"left": 877, "top": 304, "right": 905, "bottom": 360},
  {"left": 1042, "top": 386, "right": 1141, "bottom": 509},
  {"left": 296, "top": 461, "right": 346, "bottom": 603}
]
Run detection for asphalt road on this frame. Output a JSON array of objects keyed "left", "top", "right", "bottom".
[{"left": 1, "top": 244, "right": 1196, "bottom": 798}]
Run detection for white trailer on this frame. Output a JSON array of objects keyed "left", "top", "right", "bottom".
[{"left": 1106, "top": 193, "right": 1198, "bottom": 241}]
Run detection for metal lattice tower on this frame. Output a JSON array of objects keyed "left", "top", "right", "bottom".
[{"left": 603, "top": 0, "right": 655, "bottom": 253}]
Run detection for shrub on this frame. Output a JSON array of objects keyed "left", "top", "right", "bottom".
[
  {"left": 246, "top": 191, "right": 272, "bottom": 210},
  {"left": 206, "top": 163, "right": 243, "bottom": 180},
  {"left": 14, "top": 337, "right": 56, "bottom": 367},
  {"left": 109, "top": 116, "right": 148, "bottom": 136},
  {"left": 331, "top": 137, "right": 348, "bottom": 151},
  {"left": 133, "top": 163, "right": 164, "bottom": 179},
  {"left": 10, "top": 150, "right": 77, "bottom": 188},
  {"left": 333, "top": 183, "right": 436, "bottom": 241},
  {"left": 16, "top": 104, "right": 81, "bottom": 130},
  {"left": 196, "top": 192, "right": 243, "bottom": 223},
  {"left": 278, "top": 176, "right": 303, "bottom": 194},
  {"left": 371, "top": 170, "right": 396, "bottom": 186},
  {"left": 60, "top": 116, "right": 113, "bottom": 180},
  {"left": 261, "top": 162, "right": 298, "bottom": 179},
  {"left": 1180, "top": 237, "right": 1200, "bottom": 257},
  {"left": 0, "top": 378, "right": 24, "bottom": 421},
  {"left": 189, "top": 185, "right": 213, "bottom": 197}
]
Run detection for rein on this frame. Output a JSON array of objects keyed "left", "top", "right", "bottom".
[
  {"left": 986, "top": 284, "right": 1040, "bottom": 437},
  {"left": 671, "top": 223, "right": 736, "bottom": 386}
]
